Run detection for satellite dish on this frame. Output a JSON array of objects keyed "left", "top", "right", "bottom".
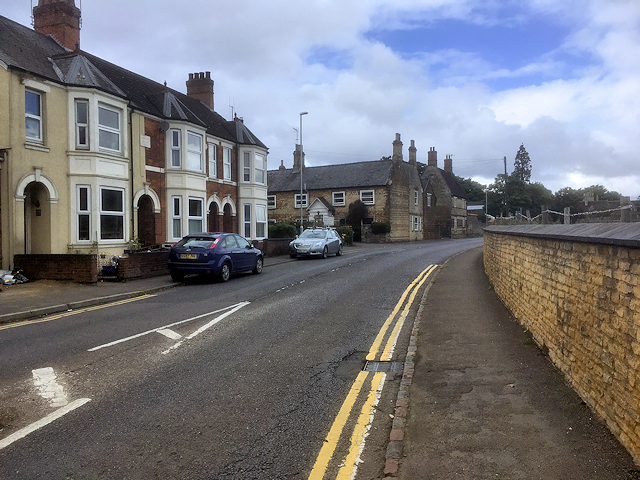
[{"left": 158, "top": 121, "right": 170, "bottom": 132}]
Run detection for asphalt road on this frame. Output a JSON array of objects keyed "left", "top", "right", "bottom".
[{"left": 0, "top": 238, "right": 482, "bottom": 479}]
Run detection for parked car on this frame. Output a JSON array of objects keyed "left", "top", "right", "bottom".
[
  {"left": 168, "top": 233, "right": 263, "bottom": 282},
  {"left": 289, "top": 227, "right": 343, "bottom": 259}
]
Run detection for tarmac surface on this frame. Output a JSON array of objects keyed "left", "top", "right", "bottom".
[{"left": 1, "top": 245, "right": 638, "bottom": 479}]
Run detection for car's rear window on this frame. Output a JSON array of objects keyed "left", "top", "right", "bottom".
[{"left": 174, "top": 237, "right": 217, "bottom": 248}]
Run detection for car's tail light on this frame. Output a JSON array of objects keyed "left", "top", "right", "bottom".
[{"left": 209, "top": 237, "right": 220, "bottom": 249}]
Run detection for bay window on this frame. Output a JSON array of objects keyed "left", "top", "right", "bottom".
[
  {"left": 244, "top": 204, "right": 252, "bottom": 238},
  {"left": 256, "top": 205, "right": 267, "bottom": 238},
  {"left": 187, "top": 132, "right": 203, "bottom": 171},
  {"left": 77, "top": 185, "right": 90, "bottom": 241},
  {"left": 172, "top": 196, "right": 182, "bottom": 239},
  {"left": 98, "top": 104, "right": 121, "bottom": 152},
  {"left": 188, "top": 197, "right": 203, "bottom": 234},
  {"left": 100, "top": 187, "right": 124, "bottom": 240},
  {"left": 255, "top": 153, "right": 265, "bottom": 185},
  {"left": 171, "top": 130, "right": 181, "bottom": 168},
  {"left": 75, "top": 100, "right": 89, "bottom": 148},
  {"left": 243, "top": 151, "right": 251, "bottom": 182}
]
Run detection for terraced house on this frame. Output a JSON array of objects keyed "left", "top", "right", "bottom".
[{"left": 0, "top": 0, "right": 268, "bottom": 271}]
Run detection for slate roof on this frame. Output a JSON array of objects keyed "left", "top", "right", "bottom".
[
  {"left": 440, "top": 169, "right": 467, "bottom": 199},
  {"left": 268, "top": 160, "right": 394, "bottom": 193},
  {"left": 0, "top": 15, "right": 266, "bottom": 148}
]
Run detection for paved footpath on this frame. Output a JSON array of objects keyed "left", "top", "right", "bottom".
[{"left": 397, "top": 246, "right": 639, "bottom": 480}]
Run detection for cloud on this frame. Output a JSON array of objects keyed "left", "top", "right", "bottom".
[{"left": 3, "top": 0, "right": 639, "bottom": 198}]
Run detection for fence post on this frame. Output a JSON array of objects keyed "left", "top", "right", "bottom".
[
  {"left": 621, "top": 196, "right": 631, "bottom": 222},
  {"left": 526, "top": 210, "right": 531, "bottom": 223},
  {"left": 541, "top": 205, "right": 549, "bottom": 224},
  {"left": 564, "top": 207, "right": 571, "bottom": 225}
]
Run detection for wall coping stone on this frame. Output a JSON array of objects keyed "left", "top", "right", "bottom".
[{"left": 485, "top": 223, "right": 640, "bottom": 247}]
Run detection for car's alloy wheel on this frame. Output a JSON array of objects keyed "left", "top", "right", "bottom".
[
  {"left": 322, "top": 246, "right": 328, "bottom": 259},
  {"left": 220, "top": 263, "right": 230, "bottom": 282},
  {"left": 336, "top": 244, "right": 343, "bottom": 256},
  {"left": 253, "top": 257, "right": 263, "bottom": 274}
]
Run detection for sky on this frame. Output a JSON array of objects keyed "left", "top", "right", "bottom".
[{"left": 4, "top": 0, "right": 640, "bottom": 198}]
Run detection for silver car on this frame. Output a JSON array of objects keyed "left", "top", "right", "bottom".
[{"left": 289, "top": 228, "right": 343, "bottom": 259}]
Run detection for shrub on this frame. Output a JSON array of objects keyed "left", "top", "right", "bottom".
[
  {"left": 268, "top": 222, "right": 297, "bottom": 238},
  {"left": 336, "top": 226, "right": 354, "bottom": 246},
  {"left": 370, "top": 222, "right": 391, "bottom": 234}
]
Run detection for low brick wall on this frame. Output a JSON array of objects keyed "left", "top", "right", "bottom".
[
  {"left": 484, "top": 224, "right": 640, "bottom": 463},
  {"left": 117, "top": 250, "right": 169, "bottom": 281},
  {"left": 14, "top": 254, "right": 98, "bottom": 283}
]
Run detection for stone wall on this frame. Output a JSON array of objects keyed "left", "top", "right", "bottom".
[{"left": 484, "top": 224, "right": 640, "bottom": 463}]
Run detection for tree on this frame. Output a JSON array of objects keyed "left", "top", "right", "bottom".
[
  {"left": 346, "top": 200, "right": 368, "bottom": 227},
  {"left": 513, "top": 144, "right": 532, "bottom": 183},
  {"left": 455, "top": 176, "right": 486, "bottom": 202}
]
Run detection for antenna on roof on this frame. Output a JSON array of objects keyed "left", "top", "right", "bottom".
[
  {"left": 293, "top": 127, "right": 299, "bottom": 144},
  {"left": 229, "top": 97, "right": 235, "bottom": 121}
]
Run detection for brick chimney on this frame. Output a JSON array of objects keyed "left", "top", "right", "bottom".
[
  {"left": 392, "top": 133, "right": 403, "bottom": 163},
  {"left": 444, "top": 154, "right": 453, "bottom": 173},
  {"left": 428, "top": 147, "right": 437, "bottom": 167},
  {"left": 408, "top": 140, "right": 417, "bottom": 165},
  {"left": 279, "top": 160, "right": 286, "bottom": 171},
  {"left": 33, "top": 0, "right": 81, "bottom": 51},
  {"left": 186, "top": 72, "right": 214, "bottom": 110},
  {"left": 293, "top": 144, "right": 305, "bottom": 172}
]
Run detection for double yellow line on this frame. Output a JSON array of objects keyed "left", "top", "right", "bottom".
[
  {"left": 0, "top": 295, "right": 155, "bottom": 331},
  {"left": 308, "top": 264, "right": 437, "bottom": 480}
]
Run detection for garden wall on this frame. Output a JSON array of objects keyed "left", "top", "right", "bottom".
[{"left": 484, "top": 224, "right": 640, "bottom": 463}]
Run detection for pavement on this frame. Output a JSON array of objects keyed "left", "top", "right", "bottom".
[{"left": 1, "top": 246, "right": 638, "bottom": 478}]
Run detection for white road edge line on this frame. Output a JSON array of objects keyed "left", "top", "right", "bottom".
[
  {"left": 0, "top": 398, "right": 91, "bottom": 450},
  {"left": 162, "top": 301, "right": 249, "bottom": 355},
  {"left": 87, "top": 303, "right": 248, "bottom": 352}
]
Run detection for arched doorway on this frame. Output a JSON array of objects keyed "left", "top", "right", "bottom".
[
  {"left": 137, "top": 194, "right": 156, "bottom": 247},
  {"left": 23, "top": 182, "right": 51, "bottom": 254},
  {"left": 208, "top": 203, "right": 220, "bottom": 232},
  {"left": 223, "top": 204, "right": 234, "bottom": 232}
]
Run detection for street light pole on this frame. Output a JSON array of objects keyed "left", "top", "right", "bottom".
[{"left": 299, "top": 111, "right": 308, "bottom": 234}]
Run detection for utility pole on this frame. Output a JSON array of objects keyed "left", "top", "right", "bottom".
[{"left": 503, "top": 155, "right": 508, "bottom": 217}]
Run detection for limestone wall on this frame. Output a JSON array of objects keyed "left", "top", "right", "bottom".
[{"left": 484, "top": 224, "right": 640, "bottom": 463}]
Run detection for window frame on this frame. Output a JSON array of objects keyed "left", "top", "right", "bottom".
[
  {"left": 360, "top": 190, "right": 375, "bottom": 205},
  {"left": 255, "top": 153, "right": 266, "bottom": 185},
  {"left": 187, "top": 197, "right": 204, "bottom": 234},
  {"left": 223, "top": 147, "right": 232, "bottom": 180},
  {"left": 170, "top": 129, "right": 181, "bottom": 168},
  {"left": 98, "top": 104, "right": 121, "bottom": 153},
  {"left": 267, "top": 195, "right": 276, "bottom": 209},
  {"left": 243, "top": 204, "right": 252, "bottom": 238},
  {"left": 25, "top": 89, "right": 43, "bottom": 143},
  {"left": 256, "top": 204, "right": 267, "bottom": 238},
  {"left": 414, "top": 190, "right": 419, "bottom": 206},
  {"left": 187, "top": 131, "right": 203, "bottom": 172},
  {"left": 243, "top": 151, "right": 251, "bottom": 183},
  {"left": 332, "top": 191, "right": 345, "bottom": 206},
  {"left": 208, "top": 142, "right": 217, "bottom": 178},
  {"left": 172, "top": 196, "right": 182, "bottom": 240},
  {"left": 99, "top": 187, "right": 125, "bottom": 240},
  {"left": 426, "top": 193, "right": 432, "bottom": 207},
  {"left": 77, "top": 185, "right": 91, "bottom": 241},
  {"left": 75, "top": 99, "right": 89, "bottom": 149},
  {"left": 295, "top": 193, "right": 308, "bottom": 208}
]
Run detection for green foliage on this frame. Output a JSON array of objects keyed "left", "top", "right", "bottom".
[
  {"left": 455, "top": 176, "right": 487, "bottom": 202},
  {"left": 268, "top": 222, "right": 297, "bottom": 238},
  {"left": 370, "top": 222, "right": 391, "bottom": 234},
  {"left": 336, "top": 226, "right": 354, "bottom": 246},
  {"left": 513, "top": 144, "right": 532, "bottom": 183},
  {"left": 346, "top": 200, "right": 368, "bottom": 226}
]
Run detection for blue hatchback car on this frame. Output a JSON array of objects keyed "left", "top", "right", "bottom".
[{"left": 168, "top": 232, "right": 263, "bottom": 282}]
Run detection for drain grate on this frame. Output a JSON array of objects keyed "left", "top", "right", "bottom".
[{"left": 363, "top": 361, "right": 404, "bottom": 373}]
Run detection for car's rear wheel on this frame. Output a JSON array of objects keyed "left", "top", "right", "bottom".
[
  {"left": 170, "top": 271, "right": 184, "bottom": 282},
  {"left": 290, "top": 253, "right": 297, "bottom": 259},
  {"left": 219, "top": 263, "right": 230, "bottom": 282},
  {"left": 322, "top": 246, "right": 328, "bottom": 259},
  {"left": 336, "top": 244, "right": 343, "bottom": 256},
  {"left": 253, "top": 257, "right": 263, "bottom": 274}
]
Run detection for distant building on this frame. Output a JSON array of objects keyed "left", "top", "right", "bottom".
[
  {"left": 268, "top": 134, "right": 424, "bottom": 242},
  {"left": 0, "top": 1, "right": 268, "bottom": 270},
  {"left": 421, "top": 148, "right": 468, "bottom": 238}
]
